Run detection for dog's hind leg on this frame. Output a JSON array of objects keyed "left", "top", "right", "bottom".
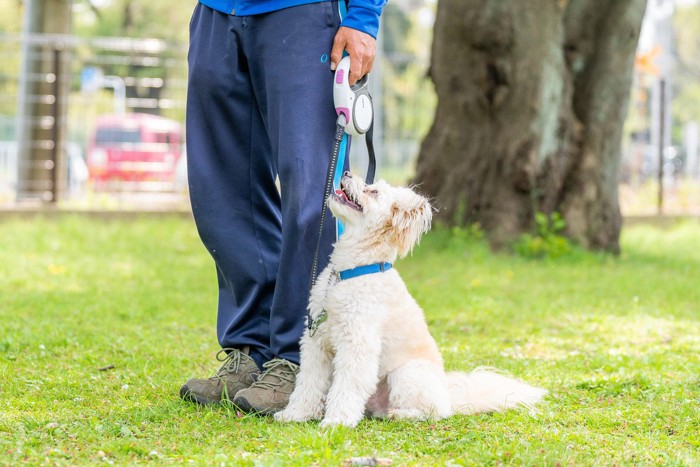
[
  {"left": 365, "top": 376, "right": 390, "bottom": 418},
  {"left": 275, "top": 332, "right": 332, "bottom": 422},
  {"left": 386, "top": 360, "right": 452, "bottom": 421}
]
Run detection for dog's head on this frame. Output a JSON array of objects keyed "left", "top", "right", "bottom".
[{"left": 328, "top": 172, "right": 432, "bottom": 258}]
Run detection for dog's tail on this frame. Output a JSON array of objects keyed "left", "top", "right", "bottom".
[{"left": 446, "top": 367, "right": 547, "bottom": 415}]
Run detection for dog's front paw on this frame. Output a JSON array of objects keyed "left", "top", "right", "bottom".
[
  {"left": 274, "top": 409, "right": 315, "bottom": 423},
  {"left": 319, "top": 418, "right": 357, "bottom": 428},
  {"left": 387, "top": 407, "right": 428, "bottom": 421},
  {"left": 319, "top": 414, "right": 362, "bottom": 428}
]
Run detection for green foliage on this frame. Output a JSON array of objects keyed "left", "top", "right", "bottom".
[
  {"left": 514, "top": 211, "right": 572, "bottom": 259},
  {"left": 672, "top": 4, "right": 700, "bottom": 143},
  {"left": 0, "top": 0, "right": 20, "bottom": 34},
  {"left": 449, "top": 222, "right": 484, "bottom": 241},
  {"left": 0, "top": 0, "right": 22, "bottom": 116},
  {"left": 73, "top": 0, "right": 192, "bottom": 44},
  {"left": 432, "top": 201, "right": 484, "bottom": 245},
  {"left": 0, "top": 216, "right": 699, "bottom": 465},
  {"left": 381, "top": 4, "right": 412, "bottom": 71},
  {"left": 673, "top": 77, "right": 700, "bottom": 136},
  {"left": 380, "top": 3, "right": 437, "bottom": 172}
]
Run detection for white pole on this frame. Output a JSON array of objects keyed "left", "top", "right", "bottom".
[{"left": 102, "top": 76, "right": 127, "bottom": 116}]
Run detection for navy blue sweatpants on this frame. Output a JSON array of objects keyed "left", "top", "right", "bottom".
[{"left": 186, "top": 2, "right": 344, "bottom": 368}]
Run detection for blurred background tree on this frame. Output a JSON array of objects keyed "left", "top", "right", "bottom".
[
  {"left": 0, "top": 0, "right": 22, "bottom": 119},
  {"left": 73, "top": 0, "right": 191, "bottom": 42},
  {"left": 0, "top": 0, "right": 21, "bottom": 33},
  {"left": 72, "top": 0, "right": 191, "bottom": 117},
  {"left": 673, "top": 4, "right": 700, "bottom": 134},
  {"left": 380, "top": 2, "right": 436, "bottom": 181}
]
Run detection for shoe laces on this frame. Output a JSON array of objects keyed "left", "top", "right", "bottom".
[
  {"left": 215, "top": 348, "right": 245, "bottom": 376},
  {"left": 251, "top": 358, "right": 299, "bottom": 390}
]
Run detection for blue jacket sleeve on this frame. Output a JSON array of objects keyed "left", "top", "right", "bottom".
[{"left": 341, "top": 0, "right": 388, "bottom": 39}]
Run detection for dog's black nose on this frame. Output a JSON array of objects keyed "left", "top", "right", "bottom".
[{"left": 343, "top": 171, "right": 352, "bottom": 178}]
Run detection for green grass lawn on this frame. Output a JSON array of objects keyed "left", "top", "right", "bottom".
[{"left": 0, "top": 215, "right": 698, "bottom": 465}]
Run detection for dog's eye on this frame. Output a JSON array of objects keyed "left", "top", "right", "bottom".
[{"left": 366, "top": 189, "right": 379, "bottom": 197}]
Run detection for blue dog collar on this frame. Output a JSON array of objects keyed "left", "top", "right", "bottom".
[{"left": 337, "top": 262, "right": 392, "bottom": 281}]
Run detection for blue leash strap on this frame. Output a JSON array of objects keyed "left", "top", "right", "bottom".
[{"left": 333, "top": 132, "right": 349, "bottom": 237}]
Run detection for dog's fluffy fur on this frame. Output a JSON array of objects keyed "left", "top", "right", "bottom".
[{"left": 275, "top": 173, "right": 547, "bottom": 428}]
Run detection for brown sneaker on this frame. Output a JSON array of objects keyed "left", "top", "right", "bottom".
[
  {"left": 180, "top": 347, "right": 259, "bottom": 406},
  {"left": 233, "top": 358, "right": 299, "bottom": 415}
]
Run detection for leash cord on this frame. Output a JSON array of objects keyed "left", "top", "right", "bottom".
[
  {"left": 364, "top": 118, "right": 376, "bottom": 184},
  {"left": 306, "top": 106, "right": 376, "bottom": 330},
  {"left": 307, "top": 119, "right": 346, "bottom": 329}
]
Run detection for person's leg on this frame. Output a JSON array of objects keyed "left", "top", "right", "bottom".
[
  {"left": 246, "top": 1, "right": 343, "bottom": 365},
  {"left": 230, "top": 1, "right": 345, "bottom": 414},
  {"left": 186, "top": 3, "right": 280, "bottom": 369}
]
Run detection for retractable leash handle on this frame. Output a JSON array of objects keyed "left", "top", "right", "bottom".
[
  {"left": 332, "top": 56, "right": 376, "bottom": 184},
  {"left": 333, "top": 56, "right": 373, "bottom": 136}
]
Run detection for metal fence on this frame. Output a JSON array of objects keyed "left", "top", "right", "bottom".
[
  {"left": 1, "top": 1, "right": 699, "bottom": 215},
  {"left": 0, "top": 32, "right": 190, "bottom": 209},
  {"left": 0, "top": 9, "right": 436, "bottom": 211}
]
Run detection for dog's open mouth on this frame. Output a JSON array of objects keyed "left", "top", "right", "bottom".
[{"left": 333, "top": 186, "right": 363, "bottom": 212}]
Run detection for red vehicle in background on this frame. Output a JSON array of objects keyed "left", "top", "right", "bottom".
[{"left": 87, "top": 113, "right": 183, "bottom": 190}]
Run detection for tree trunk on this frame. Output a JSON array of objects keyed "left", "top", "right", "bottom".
[
  {"left": 413, "top": 0, "right": 647, "bottom": 252},
  {"left": 16, "top": 0, "right": 72, "bottom": 202}
]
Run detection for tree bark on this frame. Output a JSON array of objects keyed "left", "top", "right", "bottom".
[{"left": 414, "top": 0, "right": 647, "bottom": 252}]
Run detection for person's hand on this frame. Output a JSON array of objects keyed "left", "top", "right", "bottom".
[{"left": 330, "top": 26, "right": 376, "bottom": 85}]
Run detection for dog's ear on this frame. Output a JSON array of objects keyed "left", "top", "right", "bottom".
[{"left": 390, "top": 190, "right": 433, "bottom": 257}]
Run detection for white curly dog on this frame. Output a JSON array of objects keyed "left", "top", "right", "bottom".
[{"left": 275, "top": 172, "right": 547, "bottom": 428}]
